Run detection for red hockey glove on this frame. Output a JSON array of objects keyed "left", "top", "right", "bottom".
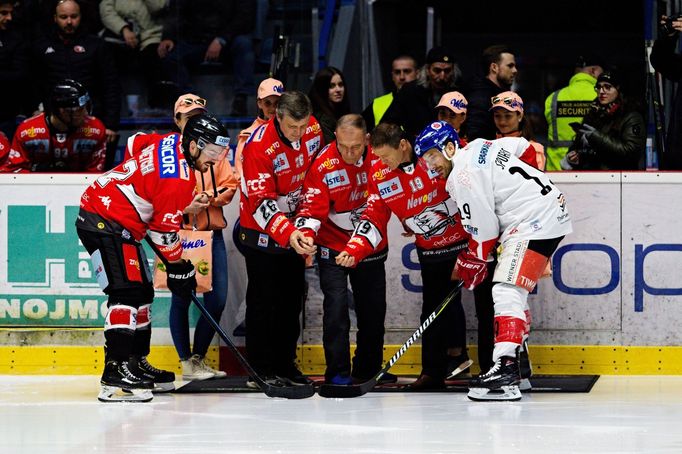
[{"left": 453, "top": 251, "right": 489, "bottom": 290}]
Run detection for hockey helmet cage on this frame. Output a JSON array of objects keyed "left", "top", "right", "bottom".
[
  {"left": 414, "top": 121, "right": 460, "bottom": 159},
  {"left": 181, "top": 113, "right": 230, "bottom": 166}
]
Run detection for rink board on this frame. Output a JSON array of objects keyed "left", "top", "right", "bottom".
[{"left": 1, "top": 172, "right": 682, "bottom": 373}]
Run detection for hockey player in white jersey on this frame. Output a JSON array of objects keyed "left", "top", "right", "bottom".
[{"left": 414, "top": 122, "right": 572, "bottom": 401}]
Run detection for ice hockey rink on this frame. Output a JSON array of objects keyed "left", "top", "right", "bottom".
[{"left": 1, "top": 375, "right": 682, "bottom": 453}]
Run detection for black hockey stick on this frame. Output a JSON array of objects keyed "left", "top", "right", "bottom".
[
  {"left": 146, "top": 237, "right": 314, "bottom": 399},
  {"left": 318, "top": 281, "right": 464, "bottom": 398}
]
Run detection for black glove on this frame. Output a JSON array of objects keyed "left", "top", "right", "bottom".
[{"left": 166, "top": 259, "right": 196, "bottom": 301}]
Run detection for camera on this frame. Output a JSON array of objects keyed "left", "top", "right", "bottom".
[{"left": 662, "top": 14, "right": 682, "bottom": 35}]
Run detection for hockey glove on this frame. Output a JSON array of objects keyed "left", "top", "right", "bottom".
[
  {"left": 453, "top": 251, "right": 489, "bottom": 290},
  {"left": 166, "top": 259, "right": 197, "bottom": 301}
]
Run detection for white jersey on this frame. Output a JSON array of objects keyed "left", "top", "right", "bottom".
[{"left": 445, "top": 137, "right": 572, "bottom": 260}]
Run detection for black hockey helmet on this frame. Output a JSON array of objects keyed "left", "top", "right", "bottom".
[
  {"left": 181, "top": 113, "right": 230, "bottom": 167},
  {"left": 49, "top": 79, "right": 91, "bottom": 112}
]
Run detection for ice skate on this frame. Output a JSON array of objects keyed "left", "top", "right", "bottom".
[
  {"left": 129, "top": 355, "right": 176, "bottom": 392},
  {"left": 98, "top": 360, "right": 154, "bottom": 402},
  {"left": 467, "top": 356, "right": 522, "bottom": 402}
]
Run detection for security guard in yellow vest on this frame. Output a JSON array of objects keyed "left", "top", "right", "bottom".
[
  {"left": 362, "top": 55, "right": 417, "bottom": 130},
  {"left": 544, "top": 56, "right": 603, "bottom": 170}
]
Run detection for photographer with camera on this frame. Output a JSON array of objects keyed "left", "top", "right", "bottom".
[
  {"left": 560, "top": 70, "right": 645, "bottom": 170},
  {"left": 650, "top": 14, "right": 682, "bottom": 169}
]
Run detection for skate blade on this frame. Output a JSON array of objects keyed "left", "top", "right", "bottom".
[
  {"left": 98, "top": 385, "right": 153, "bottom": 403},
  {"left": 519, "top": 378, "right": 532, "bottom": 391},
  {"left": 447, "top": 359, "right": 474, "bottom": 379},
  {"left": 467, "top": 385, "right": 522, "bottom": 402}
]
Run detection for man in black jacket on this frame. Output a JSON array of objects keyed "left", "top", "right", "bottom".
[
  {"left": 464, "top": 44, "right": 517, "bottom": 141},
  {"left": 650, "top": 15, "right": 682, "bottom": 169},
  {"left": 32, "top": 0, "right": 120, "bottom": 165},
  {"left": 0, "top": 0, "right": 29, "bottom": 139},
  {"left": 381, "top": 46, "right": 460, "bottom": 139},
  {"left": 157, "top": 0, "right": 256, "bottom": 116}
]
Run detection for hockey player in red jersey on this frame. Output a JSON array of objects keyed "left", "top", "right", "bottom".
[
  {"left": 335, "top": 122, "right": 469, "bottom": 390},
  {"left": 0, "top": 80, "right": 105, "bottom": 173},
  {"left": 75, "top": 113, "right": 230, "bottom": 402},
  {"left": 238, "top": 91, "right": 322, "bottom": 386},
  {"left": 294, "top": 114, "right": 393, "bottom": 386},
  {"left": 416, "top": 121, "right": 572, "bottom": 401}
]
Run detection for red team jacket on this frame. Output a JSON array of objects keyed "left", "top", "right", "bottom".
[
  {"left": 0, "top": 113, "right": 106, "bottom": 173},
  {"left": 239, "top": 116, "right": 324, "bottom": 252},
  {"left": 343, "top": 157, "right": 468, "bottom": 264},
  {"left": 295, "top": 142, "right": 388, "bottom": 259},
  {"left": 78, "top": 132, "right": 196, "bottom": 262}
]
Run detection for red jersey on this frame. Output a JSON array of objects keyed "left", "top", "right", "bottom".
[
  {"left": 295, "top": 142, "right": 388, "bottom": 257},
  {"left": 1, "top": 113, "right": 106, "bottom": 173},
  {"left": 79, "top": 133, "right": 196, "bottom": 262},
  {"left": 0, "top": 132, "right": 10, "bottom": 170},
  {"left": 343, "top": 157, "right": 468, "bottom": 263},
  {"left": 239, "top": 116, "right": 324, "bottom": 251}
]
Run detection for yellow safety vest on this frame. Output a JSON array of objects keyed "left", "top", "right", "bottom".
[
  {"left": 544, "top": 72, "right": 598, "bottom": 171},
  {"left": 372, "top": 92, "right": 394, "bottom": 125}
]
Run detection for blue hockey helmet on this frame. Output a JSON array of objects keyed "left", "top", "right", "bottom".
[{"left": 414, "top": 121, "right": 460, "bottom": 160}]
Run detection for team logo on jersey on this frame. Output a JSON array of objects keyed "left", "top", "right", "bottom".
[
  {"left": 404, "top": 201, "right": 457, "bottom": 240},
  {"left": 273, "top": 152, "right": 290, "bottom": 173},
  {"left": 325, "top": 169, "right": 350, "bottom": 190},
  {"left": 74, "top": 45, "right": 86, "bottom": 53},
  {"left": 320, "top": 247, "right": 330, "bottom": 259},
  {"left": 162, "top": 210, "right": 183, "bottom": 225},
  {"left": 377, "top": 177, "right": 403, "bottom": 199},
  {"left": 56, "top": 133, "right": 66, "bottom": 143},
  {"left": 306, "top": 136, "right": 321, "bottom": 156},
  {"left": 158, "top": 134, "right": 179, "bottom": 178},
  {"left": 257, "top": 233, "right": 269, "bottom": 248},
  {"left": 284, "top": 187, "right": 303, "bottom": 212},
  {"left": 99, "top": 196, "right": 111, "bottom": 209},
  {"left": 303, "top": 187, "right": 321, "bottom": 204},
  {"left": 246, "top": 172, "right": 271, "bottom": 192},
  {"left": 530, "top": 220, "right": 543, "bottom": 232}
]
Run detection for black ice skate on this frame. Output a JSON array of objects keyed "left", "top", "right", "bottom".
[
  {"left": 98, "top": 360, "right": 154, "bottom": 402},
  {"left": 129, "top": 355, "right": 176, "bottom": 392},
  {"left": 467, "top": 355, "right": 522, "bottom": 402},
  {"left": 519, "top": 338, "right": 532, "bottom": 391}
]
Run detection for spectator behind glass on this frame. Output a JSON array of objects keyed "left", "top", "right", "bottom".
[
  {"left": 491, "top": 91, "right": 546, "bottom": 170},
  {"left": 361, "top": 54, "right": 417, "bottom": 131},
  {"left": 382, "top": 46, "right": 461, "bottom": 139},
  {"left": 650, "top": 15, "right": 682, "bottom": 169},
  {"left": 170, "top": 93, "right": 239, "bottom": 381},
  {"left": 562, "top": 70, "right": 645, "bottom": 170},
  {"left": 0, "top": 0, "right": 29, "bottom": 140},
  {"left": 544, "top": 55, "right": 603, "bottom": 171},
  {"left": 309, "top": 66, "right": 351, "bottom": 144},
  {"left": 0, "top": 79, "right": 106, "bottom": 173},
  {"left": 157, "top": 0, "right": 256, "bottom": 117},
  {"left": 234, "top": 77, "right": 283, "bottom": 180},
  {"left": 99, "top": 0, "right": 167, "bottom": 109},
  {"left": 464, "top": 44, "right": 517, "bottom": 141},
  {"left": 31, "top": 0, "right": 121, "bottom": 167},
  {"left": 435, "top": 91, "right": 469, "bottom": 145}
]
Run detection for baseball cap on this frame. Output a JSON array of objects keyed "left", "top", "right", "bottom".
[
  {"left": 174, "top": 93, "right": 207, "bottom": 116},
  {"left": 489, "top": 91, "right": 524, "bottom": 113},
  {"left": 436, "top": 91, "right": 468, "bottom": 114},
  {"left": 257, "top": 78, "right": 284, "bottom": 100},
  {"left": 426, "top": 46, "right": 455, "bottom": 65}
]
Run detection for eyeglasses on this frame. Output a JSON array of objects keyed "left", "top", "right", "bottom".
[
  {"left": 595, "top": 84, "right": 615, "bottom": 92},
  {"left": 430, "top": 66, "right": 453, "bottom": 75},
  {"left": 180, "top": 97, "right": 207, "bottom": 107},
  {"left": 491, "top": 96, "right": 523, "bottom": 110}
]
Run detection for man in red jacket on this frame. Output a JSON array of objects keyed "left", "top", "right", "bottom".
[
  {"left": 295, "top": 114, "right": 393, "bottom": 386},
  {"left": 76, "top": 114, "right": 229, "bottom": 402},
  {"left": 238, "top": 91, "right": 322, "bottom": 386}
]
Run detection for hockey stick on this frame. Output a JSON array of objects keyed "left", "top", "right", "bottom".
[
  {"left": 146, "top": 237, "right": 314, "bottom": 399},
  {"left": 318, "top": 281, "right": 464, "bottom": 398}
]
